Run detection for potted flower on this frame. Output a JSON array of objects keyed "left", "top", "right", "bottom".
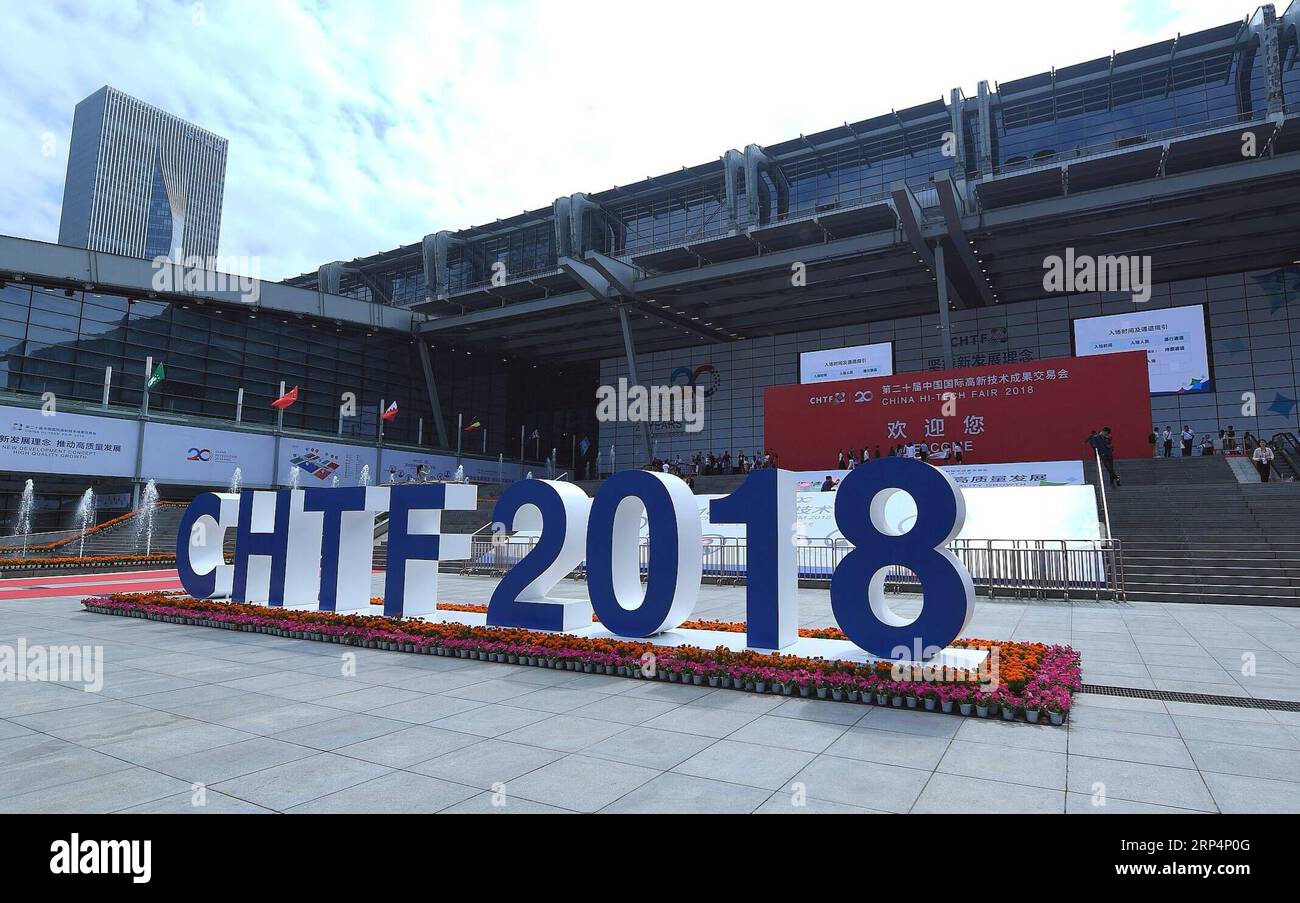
[
  {"left": 974, "top": 691, "right": 990, "bottom": 718},
  {"left": 1023, "top": 693, "right": 1043, "bottom": 724},
  {"left": 904, "top": 687, "right": 918, "bottom": 709}
]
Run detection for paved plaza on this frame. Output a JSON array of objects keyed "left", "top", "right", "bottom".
[{"left": 2, "top": 575, "right": 1300, "bottom": 813}]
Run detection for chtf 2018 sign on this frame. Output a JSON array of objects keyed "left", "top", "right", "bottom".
[{"left": 176, "top": 458, "right": 975, "bottom": 658}]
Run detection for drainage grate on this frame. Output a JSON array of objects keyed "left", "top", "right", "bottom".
[{"left": 1081, "top": 684, "right": 1300, "bottom": 712}]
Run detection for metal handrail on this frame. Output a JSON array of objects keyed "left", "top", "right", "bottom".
[
  {"left": 459, "top": 534, "right": 1126, "bottom": 602},
  {"left": 1093, "top": 450, "right": 1113, "bottom": 540}
]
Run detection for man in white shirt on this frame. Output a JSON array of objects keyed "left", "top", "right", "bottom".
[
  {"left": 1180, "top": 425, "right": 1194, "bottom": 457},
  {"left": 1253, "top": 440, "right": 1275, "bottom": 483}
]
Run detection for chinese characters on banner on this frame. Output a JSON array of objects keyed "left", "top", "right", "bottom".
[{"left": 763, "top": 351, "right": 1153, "bottom": 471}]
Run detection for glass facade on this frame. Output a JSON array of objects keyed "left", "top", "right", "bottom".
[
  {"left": 0, "top": 282, "right": 596, "bottom": 459},
  {"left": 143, "top": 156, "right": 175, "bottom": 260},
  {"left": 993, "top": 42, "right": 1252, "bottom": 169},
  {"left": 600, "top": 265, "right": 1300, "bottom": 466}
]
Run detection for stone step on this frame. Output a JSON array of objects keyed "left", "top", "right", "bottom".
[{"left": 1122, "top": 588, "right": 1300, "bottom": 607}]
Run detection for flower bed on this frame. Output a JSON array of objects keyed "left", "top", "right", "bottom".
[
  {"left": 84, "top": 592, "right": 1080, "bottom": 724},
  {"left": 1, "top": 553, "right": 177, "bottom": 571}
]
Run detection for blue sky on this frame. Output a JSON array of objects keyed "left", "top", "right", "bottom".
[{"left": 0, "top": 0, "right": 1250, "bottom": 281}]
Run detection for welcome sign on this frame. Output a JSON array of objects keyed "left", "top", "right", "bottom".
[
  {"left": 764, "top": 351, "right": 1153, "bottom": 471},
  {"left": 176, "top": 459, "right": 976, "bottom": 659}
]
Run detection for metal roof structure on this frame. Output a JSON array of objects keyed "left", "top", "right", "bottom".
[{"left": 279, "top": 4, "right": 1299, "bottom": 364}]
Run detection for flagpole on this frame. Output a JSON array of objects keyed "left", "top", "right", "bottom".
[
  {"left": 483, "top": 425, "right": 487, "bottom": 455},
  {"left": 571, "top": 434, "right": 576, "bottom": 470},
  {"left": 379, "top": 399, "right": 385, "bottom": 440},
  {"left": 132, "top": 356, "right": 152, "bottom": 510},
  {"left": 273, "top": 380, "right": 284, "bottom": 490},
  {"left": 519, "top": 425, "right": 525, "bottom": 464},
  {"left": 456, "top": 413, "right": 462, "bottom": 463}
]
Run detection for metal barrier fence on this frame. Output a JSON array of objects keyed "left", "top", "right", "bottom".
[{"left": 462, "top": 535, "right": 1126, "bottom": 602}]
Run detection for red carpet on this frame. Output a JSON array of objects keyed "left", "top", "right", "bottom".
[{"left": 0, "top": 568, "right": 183, "bottom": 600}]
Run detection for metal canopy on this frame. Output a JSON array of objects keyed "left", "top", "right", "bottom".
[{"left": 413, "top": 143, "right": 1300, "bottom": 364}]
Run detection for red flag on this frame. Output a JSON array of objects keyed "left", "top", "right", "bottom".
[
  {"left": 382, "top": 401, "right": 399, "bottom": 422},
  {"left": 272, "top": 386, "right": 298, "bottom": 409}
]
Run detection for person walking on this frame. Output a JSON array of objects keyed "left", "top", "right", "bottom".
[
  {"left": 1091, "top": 427, "right": 1121, "bottom": 487},
  {"left": 1162, "top": 426, "right": 1173, "bottom": 458},
  {"left": 1148, "top": 427, "right": 1158, "bottom": 459},
  {"left": 1253, "top": 440, "right": 1275, "bottom": 483},
  {"left": 1180, "top": 425, "right": 1194, "bottom": 457}
]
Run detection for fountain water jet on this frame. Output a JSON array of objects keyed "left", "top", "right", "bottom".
[
  {"left": 15, "top": 479, "right": 34, "bottom": 556},
  {"left": 134, "top": 479, "right": 159, "bottom": 555},
  {"left": 74, "top": 489, "right": 95, "bottom": 559},
  {"left": 358, "top": 464, "right": 371, "bottom": 487},
  {"left": 229, "top": 467, "right": 243, "bottom": 494}
]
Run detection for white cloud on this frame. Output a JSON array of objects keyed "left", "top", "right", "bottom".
[{"left": 0, "top": 0, "right": 1253, "bottom": 280}]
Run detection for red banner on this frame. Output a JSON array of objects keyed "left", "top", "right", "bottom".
[{"left": 764, "top": 351, "right": 1152, "bottom": 470}]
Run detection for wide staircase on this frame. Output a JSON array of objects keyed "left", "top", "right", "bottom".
[
  {"left": 574, "top": 471, "right": 748, "bottom": 497},
  {"left": 5, "top": 502, "right": 189, "bottom": 560},
  {"left": 372, "top": 483, "right": 503, "bottom": 569},
  {"left": 1088, "top": 455, "right": 1300, "bottom": 606}
]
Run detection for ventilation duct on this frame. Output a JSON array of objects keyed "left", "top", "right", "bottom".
[
  {"left": 569, "top": 193, "right": 626, "bottom": 256},
  {"left": 744, "top": 144, "right": 790, "bottom": 227},
  {"left": 723, "top": 145, "right": 791, "bottom": 229},
  {"left": 317, "top": 261, "right": 344, "bottom": 295},
  {"left": 553, "top": 196, "right": 573, "bottom": 259},
  {"left": 722, "top": 149, "right": 745, "bottom": 232}
]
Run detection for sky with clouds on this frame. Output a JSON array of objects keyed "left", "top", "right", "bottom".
[{"left": 0, "top": 0, "right": 1257, "bottom": 281}]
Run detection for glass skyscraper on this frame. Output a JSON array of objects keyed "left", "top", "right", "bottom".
[{"left": 58, "top": 86, "right": 227, "bottom": 262}]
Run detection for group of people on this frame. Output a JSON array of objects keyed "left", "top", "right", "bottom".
[
  {"left": 833, "top": 444, "right": 964, "bottom": 470},
  {"left": 650, "top": 449, "right": 779, "bottom": 481},
  {"left": 1150, "top": 425, "right": 1244, "bottom": 458},
  {"left": 1148, "top": 424, "right": 1276, "bottom": 481}
]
